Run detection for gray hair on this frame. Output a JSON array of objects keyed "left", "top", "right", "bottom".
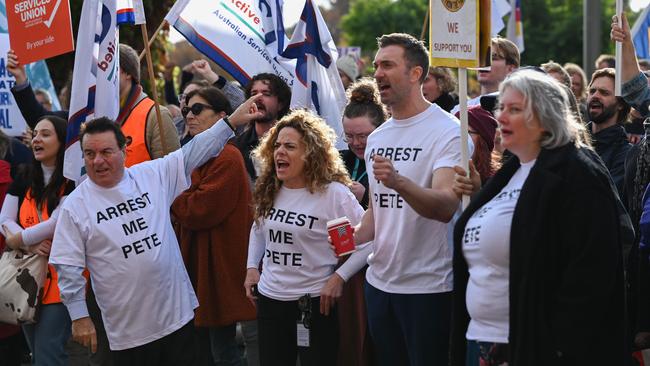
[{"left": 499, "top": 69, "right": 588, "bottom": 150}]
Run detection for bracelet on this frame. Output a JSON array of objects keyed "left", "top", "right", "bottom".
[{"left": 223, "top": 116, "right": 236, "bottom": 132}]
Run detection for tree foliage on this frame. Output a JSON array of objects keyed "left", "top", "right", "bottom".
[{"left": 340, "top": 0, "right": 428, "bottom": 56}]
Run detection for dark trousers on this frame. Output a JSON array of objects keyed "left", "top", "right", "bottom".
[
  {"left": 257, "top": 294, "right": 338, "bottom": 366},
  {"left": 112, "top": 320, "right": 197, "bottom": 366},
  {"left": 365, "top": 281, "right": 451, "bottom": 366}
]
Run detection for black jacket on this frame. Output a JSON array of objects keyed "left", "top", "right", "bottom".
[
  {"left": 588, "top": 122, "right": 632, "bottom": 197},
  {"left": 452, "top": 144, "right": 629, "bottom": 365},
  {"left": 11, "top": 83, "right": 68, "bottom": 129},
  {"left": 234, "top": 124, "right": 259, "bottom": 182}
]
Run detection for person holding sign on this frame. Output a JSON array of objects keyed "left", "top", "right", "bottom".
[
  {"left": 48, "top": 95, "right": 263, "bottom": 365},
  {"left": 0, "top": 116, "right": 75, "bottom": 365},
  {"left": 451, "top": 70, "right": 627, "bottom": 365},
  {"left": 244, "top": 109, "right": 372, "bottom": 366},
  {"left": 352, "top": 33, "right": 464, "bottom": 366}
]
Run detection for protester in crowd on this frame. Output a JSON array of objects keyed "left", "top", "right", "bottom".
[
  {"left": 171, "top": 87, "right": 255, "bottom": 365},
  {"left": 540, "top": 61, "right": 571, "bottom": 89},
  {"left": 235, "top": 73, "right": 292, "bottom": 183},
  {"left": 337, "top": 77, "right": 387, "bottom": 366},
  {"left": 337, "top": 55, "right": 360, "bottom": 90},
  {"left": 586, "top": 67, "right": 631, "bottom": 196},
  {"left": 164, "top": 60, "right": 245, "bottom": 111},
  {"left": 564, "top": 62, "right": 589, "bottom": 123},
  {"left": 48, "top": 96, "right": 262, "bottom": 365},
  {"left": 596, "top": 54, "right": 616, "bottom": 69},
  {"left": 177, "top": 80, "right": 210, "bottom": 145},
  {"left": 453, "top": 105, "right": 499, "bottom": 190},
  {"left": 452, "top": 37, "right": 520, "bottom": 114},
  {"left": 341, "top": 77, "right": 388, "bottom": 209},
  {"left": 33, "top": 88, "right": 53, "bottom": 112},
  {"left": 451, "top": 69, "right": 626, "bottom": 366},
  {"left": 423, "top": 66, "right": 458, "bottom": 113},
  {"left": 244, "top": 109, "right": 372, "bottom": 366},
  {"left": 352, "top": 33, "right": 462, "bottom": 365},
  {"left": 612, "top": 12, "right": 650, "bottom": 354},
  {"left": 0, "top": 116, "right": 76, "bottom": 366}
]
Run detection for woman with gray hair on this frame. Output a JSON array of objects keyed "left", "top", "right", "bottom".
[{"left": 450, "top": 70, "right": 627, "bottom": 366}]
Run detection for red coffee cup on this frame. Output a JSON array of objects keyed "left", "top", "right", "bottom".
[{"left": 327, "top": 217, "right": 356, "bottom": 257}]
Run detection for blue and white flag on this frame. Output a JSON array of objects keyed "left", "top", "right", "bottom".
[
  {"left": 632, "top": 5, "right": 650, "bottom": 60},
  {"left": 117, "top": 0, "right": 146, "bottom": 25},
  {"left": 281, "top": 0, "right": 346, "bottom": 149},
  {"left": 64, "top": 0, "right": 120, "bottom": 182}
]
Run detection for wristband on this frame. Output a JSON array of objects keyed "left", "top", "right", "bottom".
[{"left": 223, "top": 116, "right": 236, "bottom": 132}]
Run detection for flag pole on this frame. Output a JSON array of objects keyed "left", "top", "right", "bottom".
[
  {"left": 458, "top": 67, "right": 470, "bottom": 209},
  {"left": 140, "top": 23, "right": 170, "bottom": 155},
  {"left": 139, "top": 20, "right": 168, "bottom": 61},
  {"left": 420, "top": 3, "right": 430, "bottom": 41},
  {"left": 615, "top": 0, "right": 623, "bottom": 96}
]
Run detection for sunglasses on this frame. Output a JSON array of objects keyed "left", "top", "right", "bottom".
[{"left": 182, "top": 103, "right": 213, "bottom": 118}]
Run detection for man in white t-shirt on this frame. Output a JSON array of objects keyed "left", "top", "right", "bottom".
[
  {"left": 48, "top": 96, "right": 263, "bottom": 364},
  {"left": 354, "top": 33, "right": 463, "bottom": 365}
]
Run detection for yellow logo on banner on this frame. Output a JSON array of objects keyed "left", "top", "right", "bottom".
[{"left": 442, "top": 0, "right": 465, "bottom": 12}]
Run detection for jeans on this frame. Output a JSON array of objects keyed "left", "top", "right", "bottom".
[
  {"left": 22, "top": 303, "right": 71, "bottom": 366},
  {"left": 209, "top": 324, "right": 244, "bottom": 366}
]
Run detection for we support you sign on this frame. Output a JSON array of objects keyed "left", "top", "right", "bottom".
[{"left": 430, "top": 0, "right": 491, "bottom": 68}]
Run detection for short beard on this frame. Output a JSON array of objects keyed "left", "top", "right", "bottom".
[
  {"left": 589, "top": 104, "right": 618, "bottom": 125},
  {"left": 255, "top": 111, "right": 278, "bottom": 124}
]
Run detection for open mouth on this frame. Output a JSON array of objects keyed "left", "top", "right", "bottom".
[
  {"left": 33, "top": 146, "right": 44, "bottom": 153},
  {"left": 275, "top": 159, "right": 289, "bottom": 172},
  {"left": 588, "top": 101, "right": 603, "bottom": 113}
]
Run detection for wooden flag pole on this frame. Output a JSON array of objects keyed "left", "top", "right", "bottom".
[
  {"left": 458, "top": 68, "right": 470, "bottom": 209},
  {"left": 420, "top": 2, "right": 430, "bottom": 41},
  {"left": 140, "top": 23, "right": 170, "bottom": 155},
  {"left": 139, "top": 20, "right": 168, "bottom": 61}
]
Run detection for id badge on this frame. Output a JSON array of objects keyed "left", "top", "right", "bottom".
[{"left": 296, "top": 322, "right": 310, "bottom": 347}]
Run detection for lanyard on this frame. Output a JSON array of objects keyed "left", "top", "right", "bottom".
[{"left": 351, "top": 158, "right": 367, "bottom": 182}]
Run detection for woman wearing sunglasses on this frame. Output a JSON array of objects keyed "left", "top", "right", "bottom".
[
  {"left": 172, "top": 86, "right": 256, "bottom": 364},
  {"left": 244, "top": 109, "right": 372, "bottom": 366}
]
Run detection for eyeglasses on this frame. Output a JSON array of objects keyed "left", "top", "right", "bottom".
[
  {"left": 182, "top": 103, "right": 213, "bottom": 118},
  {"left": 297, "top": 294, "right": 312, "bottom": 329},
  {"left": 343, "top": 133, "right": 370, "bottom": 144}
]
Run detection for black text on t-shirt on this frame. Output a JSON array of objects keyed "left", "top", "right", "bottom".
[{"left": 368, "top": 147, "right": 423, "bottom": 162}]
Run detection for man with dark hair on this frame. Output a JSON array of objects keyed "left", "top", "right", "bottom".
[
  {"left": 49, "top": 97, "right": 263, "bottom": 365},
  {"left": 235, "top": 73, "right": 292, "bottom": 181},
  {"left": 587, "top": 68, "right": 632, "bottom": 195},
  {"left": 595, "top": 54, "right": 616, "bottom": 70},
  {"left": 353, "top": 32, "right": 463, "bottom": 365}
]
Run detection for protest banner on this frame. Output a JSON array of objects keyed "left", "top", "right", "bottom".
[
  {"left": 166, "top": 0, "right": 296, "bottom": 87},
  {"left": 0, "top": 33, "right": 25, "bottom": 136},
  {"left": 6, "top": 0, "right": 74, "bottom": 64}
]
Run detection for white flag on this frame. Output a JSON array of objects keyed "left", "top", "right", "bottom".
[
  {"left": 117, "top": 0, "right": 146, "bottom": 25},
  {"left": 64, "top": 0, "right": 120, "bottom": 182},
  {"left": 281, "top": 0, "right": 346, "bottom": 149}
]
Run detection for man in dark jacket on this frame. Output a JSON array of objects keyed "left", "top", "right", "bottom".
[{"left": 587, "top": 67, "right": 632, "bottom": 196}]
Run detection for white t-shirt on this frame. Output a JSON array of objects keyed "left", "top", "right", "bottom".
[
  {"left": 364, "top": 104, "right": 464, "bottom": 293},
  {"left": 463, "top": 160, "right": 535, "bottom": 343},
  {"left": 49, "top": 150, "right": 198, "bottom": 350},
  {"left": 247, "top": 183, "right": 368, "bottom": 301}
]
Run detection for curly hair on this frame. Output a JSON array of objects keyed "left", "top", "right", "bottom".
[{"left": 252, "top": 109, "right": 351, "bottom": 222}]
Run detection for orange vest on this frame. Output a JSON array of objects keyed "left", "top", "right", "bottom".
[
  {"left": 19, "top": 190, "right": 60, "bottom": 305},
  {"left": 19, "top": 189, "right": 88, "bottom": 304},
  {"left": 122, "top": 97, "right": 154, "bottom": 167}
]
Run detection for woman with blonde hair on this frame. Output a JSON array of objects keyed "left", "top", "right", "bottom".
[{"left": 244, "top": 109, "right": 371, "bottom": 366}]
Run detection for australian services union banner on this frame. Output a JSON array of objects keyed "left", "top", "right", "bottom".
[{"left": 168, "top": 0, "right": 295, "bottom": 87}]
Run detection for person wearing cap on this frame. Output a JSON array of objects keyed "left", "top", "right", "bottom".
[{"left": 337, "top": 55, "right": 359, "bottom": 90}]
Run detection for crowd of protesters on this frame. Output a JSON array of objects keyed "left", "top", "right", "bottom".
[{"left": 4, "top": 10, "right": 650, "bottom": 366}]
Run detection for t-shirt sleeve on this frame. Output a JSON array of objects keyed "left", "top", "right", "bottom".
[
  {"left": 247, "top": 221, "right": 265, "bottom": 269},
  {"left": 133, "top": 149, "right": 188, "bottom": 205},
  {"left": 432, "top": 126, "right": 464, "bottom": 171},
  {"left": 49, "top": 206, "right": 88, "bottom": 268},
  {"left": 335, "top": 184, "right": 365, "bottom": 227}
]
